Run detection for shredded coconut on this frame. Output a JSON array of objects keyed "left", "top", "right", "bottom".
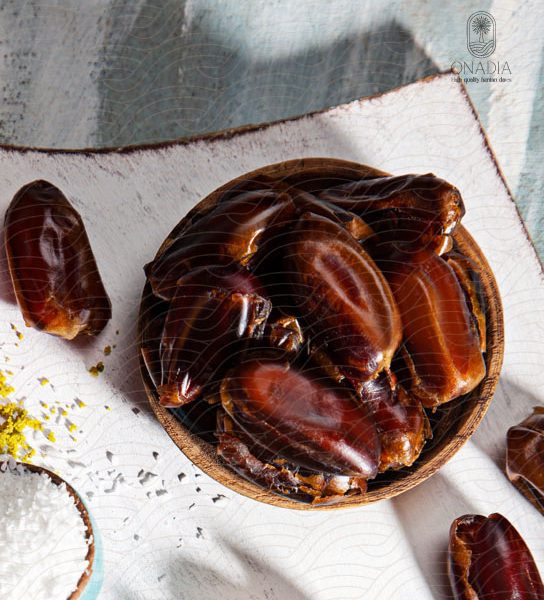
[{"left": 0, "top": 463, "right": 90, "bottom": 600}]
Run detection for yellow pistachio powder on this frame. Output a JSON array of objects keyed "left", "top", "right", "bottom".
[{"left": 0, "top": 370, "right": 48, "bottom": 461}]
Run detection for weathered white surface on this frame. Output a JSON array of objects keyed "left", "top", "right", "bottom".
[
  {"left": 0, "top": 74, "right": 542, "bottom": 600},
  {"left": 0, "top": 0, "right": 542, "bottom": 256}
]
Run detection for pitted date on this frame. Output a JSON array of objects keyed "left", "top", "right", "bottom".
[
  {"left": 448, "top": 513, "right": 544, "bottom": 599},
  {"left": 360, "top": 372, "right": 430, "bottom": 471},
  {"left": 145, "top": 181, "right": 295, "bottom": 299},
  {"left": 319, "top": 173, "right": 464, "bottom": 253},
  {"left": 4, "top": 180, "right": 111, "bottom": 339},
  {"left": 381, "top": 247, "right": 485, "bottom": 408},
  {"left": 157, "top": 266, "right": 271, "bottom": 407},
  {"left": 285, "top": 212, "right": 402, "bottom": 382},
  {"left": 219, "top": 359, "right": 380, "bottom": 496}
]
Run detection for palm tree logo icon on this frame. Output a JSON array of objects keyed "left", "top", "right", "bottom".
[{"left": 467, "top": 12, "right": 496, "bottom": 58}]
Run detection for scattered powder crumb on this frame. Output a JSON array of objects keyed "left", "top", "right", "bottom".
[
  {"left": 139, "top": 472, "right": 157, "bottom": 486},
  {"left": 50, "top": 407, "right": 57, "bottom": 414},
  {"left": 212, "top": 494, "right": 228, "bottom": 506},
  {"left": 195, "top": 487, "right": 201, "bottom": 493},
  {"left": 188, "top": 503, "right": 196, "bottom": 511},
  {"left": 88, "top": 362, "right": 104, "bottom": 377},
  {"left": 104, "top": 474, "right": 123, "bottom": 494},
  {"left": 115, "top": 330, "right": 120, "bottom": 335},
  {"left": 177, "top": 472, "right": 186, "bottom": 482},
  {"left": 194, "top": 473, "right": 202, "bottom": 478},
  {"left": 152, "top": 451, "right": 159, "bottom": 460},
  {"left": 0, "top": 370, "right": 15, "bottom": 398},
  {"left": 103, "top": 345, "right": 112, "bottom": 356},
  {"left": 10, "top": 323, "right": 24, "bottom": 340},
  {"left": 47, "top": 431, "right": 56, "bottom": 443},
  {"left": 0, "top": 371, "right": 49, "bottom": 461},
  {"left": 60, "top": 409, "right": 68, "bottom": 417},
  {"left": 196, "top": 527, "right": 203, "bottom": 539},
  {"left": 132, "top": 408, "right": 140, "bottom": 416},
  {"left": 86, "top": 491, "right": 94, "bottom": 500},
  {"left": 38, "top": 377, "right": 49, "bottom": 387},
  {"left": 133, "top": 534, "right": 140, "bottom": 541},
  {"left": 66, "top": 421, "right": 77, "bottom": 433},
  {"left": 0, "top": 402, "right": 43, "bottom": 461},
  {"left": 155, "top": 489, "right": 167, "bottom": 497},
  {"left": 106, "top": 451, "right": 114, "bottom": 463},
  {"left": 158, "top": 574, "right": 166, "bottom": 582},
  {"left": 146, "top": 492, "right": 152, "bottom": 499},
  {"left": 67, "top": 460, "right": 86, "bottom": 469},
  {"left": 104, "top": 405, "right": 111, "bottom": 411},
  {"left": 75, "top": 399, "right": 86, "bottom": 409}
]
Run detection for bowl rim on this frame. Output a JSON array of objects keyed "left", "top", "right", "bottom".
[
  {"left": 0, "top": 460, "right": 95, "bottom": 597},
  {"left": 138, "top": 157, "right": 505, "bottom": 510}
]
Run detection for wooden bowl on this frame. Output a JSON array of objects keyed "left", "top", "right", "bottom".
[
  {"left": 138, "top": 157, "right": 504, "bottom": 510},
  {"left": 0, "top": 462, "right": 95, "bottom": 598}
]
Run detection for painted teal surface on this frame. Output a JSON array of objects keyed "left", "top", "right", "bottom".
[
  {"left": 80, "top": 512, "right": 104, "bottom": 600},
  {"left": 0, "top": 1, "right": 541, "bottom": 258}
]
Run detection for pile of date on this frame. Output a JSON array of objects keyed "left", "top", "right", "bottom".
[
  {"left": 3, "top": 173, "right": 544, "bottom": 598},
  {"left": 141, "top": 170, "right": 488, "bottom": 503}
]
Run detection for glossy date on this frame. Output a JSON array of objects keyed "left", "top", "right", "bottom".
[
  {"left": 448, "top": 513, "right": 544, "bottom": 599},
  {"left": 4, "top": 180, "right": 111, "bottom": 339},
  {"left": 218, "top": 359, "right": 380, "bottom": 501},
  {"left": 157, "top": 266, "right": 271, "bottom": 407},
  {"left": 285, "top": 212, "right": 402, "bottom": 383},
  {"left": 319, "top": 173, "right": 464, "bottom": 253},
  {"left": 506, "top": 407, "right": 544, "bottom": 515},
  {"left": 381, "top": 248, "right": 485, "bottom": 408}
]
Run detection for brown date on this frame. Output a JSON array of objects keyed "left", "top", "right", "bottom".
[
  {"left": 294, "top": 190, "right": 374, "bottom": 242},
  {"left": 266, "top": 312, "right": 304, "bottom": 355},
  {"left": 219, "top": 359, "right": 380, "bottom": 483},
  {"left": 506, "top": 407, "right": 544, "bottom": 515},
  {"left": 285, "top": 212, "right": 402, "bottom": 383},
  {"left": 319, "top": 173, "right": 464, "bottom": 253},
  {"left": 448, "top": 513, "right": 544, "bottom": 599},
  {"left": 145, "top": 182, "right": 295, "bottom": 299},
  {"left": 381, "top": 247, "right": 485, "bottom": 408},
  {"left": 308, "top": 347, "right": 429, "bottom": 471},
  {"left": 446, "top": 251, "right": 487, "bottom": 352},
  {"left": 360, "top": 371, "right": 429, "bottom": 471},
  {"left": 157, "top": 266, "right": 271, "bottom": 407},
  {"left": 4, "top": 180, "right": 111, "bottom": 339},
  {"left": 217, "top": 410, "right": 365, "bottom": 504}
]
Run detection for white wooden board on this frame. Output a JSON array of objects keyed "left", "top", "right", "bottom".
[{"left": 0, "top": 73, "right": 542, "bottom": 600}]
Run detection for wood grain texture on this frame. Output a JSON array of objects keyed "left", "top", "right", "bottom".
[
  {"left": 0, "top": 74, "right": 542, "bottom": 599},
  {"left": 139, "top": 157, "right": 504, "bottom": 510}
]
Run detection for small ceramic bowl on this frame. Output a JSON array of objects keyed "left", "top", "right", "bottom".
[
  {"left": 1, "top": 462, "right": 98, "bottom": 598},
  {"left": 139, "top": 157, "right": 504, "bottom": 510}
]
